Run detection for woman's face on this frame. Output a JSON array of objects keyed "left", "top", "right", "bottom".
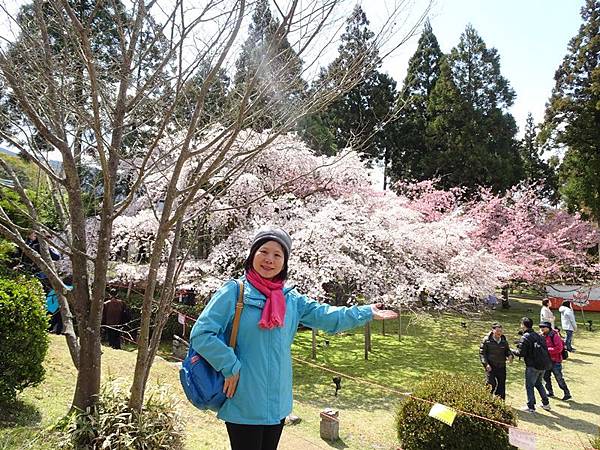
[{"left": 252, "top": 240, "right": 285, "bottom": 280}]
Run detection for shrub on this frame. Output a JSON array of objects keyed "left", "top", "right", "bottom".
[
  {"left": 396, "top": 372, "right": 517, "bottom": 450},
  {"left": 0, "top": 276, "right": 48, "bottom": 403},
  {"left": 60, "top": 379, "right": 185, "bottom": 450}
]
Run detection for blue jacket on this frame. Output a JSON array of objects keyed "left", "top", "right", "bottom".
[
  {"left": 46, "top": 289, "right": 59, "bottom": 314},
  {"left": 190, "top": 277, "right": 373, "bottom": 425}
]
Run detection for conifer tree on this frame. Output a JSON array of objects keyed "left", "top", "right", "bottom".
[
  {"left": 423, "top": 26, "right": 522, "bottom": 193},
  {"left": 315, "top": 5, "right": 398, "bottom": 176},
  {"left": 232, "top": 0, "right": 306, "bottom": 131},
  {"left": 542, "top": 0, "right": 600, "bottom": 222},
  {"left": 390, "top": 20, "right": 443, "bottom": 181},
  {"left": 519, "top": 113, "right": 558, "bottom": 201}
]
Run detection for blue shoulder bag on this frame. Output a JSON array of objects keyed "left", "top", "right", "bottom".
[{"left": 179, "top": 279, "right": 244, "bottom": 411}]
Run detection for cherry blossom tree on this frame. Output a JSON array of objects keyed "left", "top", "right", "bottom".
[
  {"left": 0, "top": 0, "right": 430, "bottom": 412},
  {"left": 110, "top": 132, "right": 512, "bottom": 314},
  {"left": 465, "top": 186, "right": 600, "bottom": 285}
]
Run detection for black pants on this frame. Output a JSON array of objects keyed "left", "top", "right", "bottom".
[
  {"left": 48, "top": 311, "right": 63, "bottom": 334},
  {"left": 226, "top": 419, "right": 285, "bottom": 450},
  {"left": 486, "top": 366, "right": 506, "bottom": 400},
  {"left": 106, "top": 328, "right": 122, "bottom": 349}
]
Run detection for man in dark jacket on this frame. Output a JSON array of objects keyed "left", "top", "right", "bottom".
[
  {"left": 513, "top": 317, "right": 552, "bottom": 413},
  {"left": 479, "top": 322, "right": 513, "bottom": 399},
  {"left": 102, "top": 289, "right": 130, "bottom": 349}
]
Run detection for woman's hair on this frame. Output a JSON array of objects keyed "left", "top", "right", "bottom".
[
  {"left": 244, "top": 238, "right": 289, "bottom": 281},
  {"left": 562, "top": 300, "right": 572, "bottom": 308},
  {"left": 542, "top": 299, "right": 549, "bottom": 306}
]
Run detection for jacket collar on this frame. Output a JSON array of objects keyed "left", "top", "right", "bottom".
[{"left": 488, "top": 332, "right": 505, "bottom": 342}]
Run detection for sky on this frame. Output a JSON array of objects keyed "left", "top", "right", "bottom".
[
  {"left": 0, "top": 0, "right": 586, "bottom": 155},
  {"left": 364, "top": 0, "right": 586, "bottom": 137}
]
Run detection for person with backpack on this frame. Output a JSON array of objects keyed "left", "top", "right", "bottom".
[
  {"left": 559, "top": 300, "right": 577, "bottom": 352},
  {"left": 479, "top": 322, "right": 513, "bottom": 400},
  {"left": 189, "top": 228, "right": 398, "bottom": 450},
  {"left": 539, "top": 321, "right": 572, "bottom": 401},
  {"left": 513, "top": 317, "right": 552, "bottom": 413}
]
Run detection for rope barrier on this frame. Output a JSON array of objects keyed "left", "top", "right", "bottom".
[
  {"left": 290, "top": 356, "right": 581, "bottom": 447},
  {"left": 114, "top": 308, "right": 586, "bottom": 447}
]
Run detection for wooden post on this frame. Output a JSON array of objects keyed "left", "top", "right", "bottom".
[
  {"left": 311, "top": 328, "right": 317, "bottom": 360},
  {"left": 364, "top": 323, "right": 370, "bottom": 360},
  {"left": 320, "top": 409, "right": 339, "bottom": 441},
  {"left": 398, "top": 304, "right": 402, "bottom": 341}
]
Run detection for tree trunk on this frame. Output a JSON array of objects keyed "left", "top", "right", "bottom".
[
  {"left": 58, "top": 293, "right": 79, "bottom": 368},
  {"left": 129, "top": 226, "right": 171, "bottom": 411},
  {"left": 383, "top": 147, "right": 389, "bottom": 191},
  {"left": 71, "top": 323, "right": 101, "bottom": 410}
]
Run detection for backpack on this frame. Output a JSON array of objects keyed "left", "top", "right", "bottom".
[
  {"left": 179, "top": 280, "right": 244, "bottom": 411},
  {"left": 528, "top": 332, "right": 553, "bottom": 371},
  {"left": 557, "top": 334, "right": 569, "bottom": 360},
  {"left": 552, "top": 330, "right": 569, "bottom": 360}
]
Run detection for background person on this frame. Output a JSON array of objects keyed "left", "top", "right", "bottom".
[
  {"left": 102, "top": 289, "right": 131, "bottom": 349},
  {"left": 540, "top": 298, "right": 555, "bottom": 328},
  {"left": 559, "top": 300, "right": 577, "bottom": 352},
  {"left": 539, "top": 321, "right": 572, "bottom": 401},
  {"left": 479, "top": 322, "right": 513, "bottom": 399},
  {"left": 190, "top": 228, "right": 398, "bottom": 450},
  {"left": 513, "top": 317, "right": 551, "bottom": 413}
]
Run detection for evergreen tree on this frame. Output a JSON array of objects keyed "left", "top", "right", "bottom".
[
  {"left": 448, "top": 25, "right": 514, "bottom": 113},
  {"left": 316, "top": 5, "right": 399, "bottom": 173},
  {"left": 425, "top": 25, "right": 522, "bottom": 193},
  {"left": 519, "top": 113, "right": 558, "bottom": 201},
  {"left": 425, "top": 57, "right": 486, "bottom": 189},
  {"left": 542, "top": 0, "right": 600, "bottom": 222},
  {"left": 176, "top": 65, "right": 230, "bottom": 128},
  {"left": 232, "top": 0, "right": 306, "bottom": 131},
  {"left": 390, "top": 20, "right": 443, "bottom": 181}
]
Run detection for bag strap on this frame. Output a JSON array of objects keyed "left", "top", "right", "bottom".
[{"left": 228, "top": 279, "right": 244, "bottom": 348}]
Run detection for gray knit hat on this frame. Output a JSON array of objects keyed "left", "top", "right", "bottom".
[{"left": 250, "top": 227, "right": 292, "bottom": 257}]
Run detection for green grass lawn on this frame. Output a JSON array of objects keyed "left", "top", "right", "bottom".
[{"left": 1, "top": 296, "right": 599, "bottom": 450}]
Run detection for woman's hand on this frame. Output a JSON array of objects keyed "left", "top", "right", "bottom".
[
  {"left": 371, "top": 303, "right": 399, "bottom": 320},
  {"left": 223, "top": 373, "right": 239, "bottom": 398}
]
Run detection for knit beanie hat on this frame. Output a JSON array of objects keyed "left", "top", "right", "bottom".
[{"left": 250, "top": 228, "right": 292, "bottom": 258}]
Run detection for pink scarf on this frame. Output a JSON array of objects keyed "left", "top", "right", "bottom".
[{"left": 246, "top": 269, "right": 286, "bottom": 329}]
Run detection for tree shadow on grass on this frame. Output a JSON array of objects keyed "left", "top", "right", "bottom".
[
  {"left": 0, "top": 400, "right": 42, "bottom": 428},
  {"left": 566, "top": 358, "right": 594, "bottom": 365},
  {"left": 571, "top": 351, "right": 600, "bottom": 357},
  {"left": 562, "top": 400, "right": 600, "bottom": 416},
  {"left": 292, "top": 324, "right": 484, "bottom": 412},
  {"left": 515, "top": 407, "right": 598, "bottom": 437}
]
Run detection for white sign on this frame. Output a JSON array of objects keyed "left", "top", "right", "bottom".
[
  {"left": 546, "top": 284, "right": 600, "bottom": 301},
  {"left": 178, "top": 313, "right": 186, "bottom": 325},
  {"left": 509, "top": 427, "right": 536, "bottom": 450}
]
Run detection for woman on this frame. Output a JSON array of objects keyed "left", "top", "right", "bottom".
[
  {"left": 190, "top": 228, "right": 397, "bottom": 450},
  {"left": 540, "top": 298, "right": 555, "bottom": 328},
  {"left": 559, "top": 300, "right": 577, "bottom": 351}
]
